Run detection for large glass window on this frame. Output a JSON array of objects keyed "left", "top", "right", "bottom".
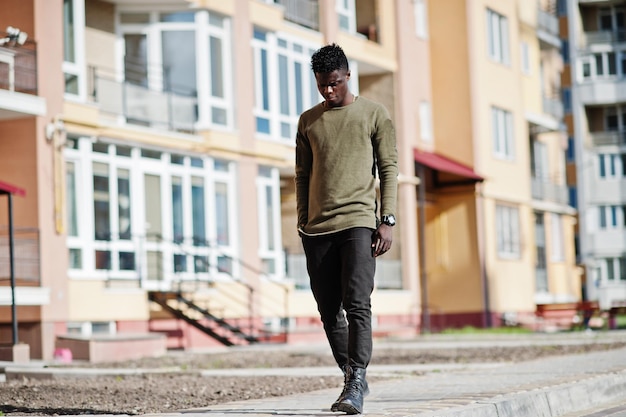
[
  {"left": 65, "top": 139, "right": 241, "bottom": 284},
  {"left": 118, "top": 169, "right": 131, "bottom": 240},
  {"left": 487, "top": 8, "right": 510, "bottom": 65},
  {"left": 496, "top": 204, "right": 520, "bottom": 259},
  {"left": 257, "top": 166, "right": 283, "bottom": 277},
  {"left": 602, "top": 257, "right": 626, "bottom": 281},
  {"left": 336, "top": 0, "right": 356, "bottom": 33},
  {"left": 414, "top": 0, "right": 428, "bottom": 39},
  {"left": 118, "top": 10, "right": 232, "bottom": 130},
  {"left": 63, "top": 0, "right": 85, "bottom": 97},
  {"left": 93, "top": 162, "right": 111, "bottom": 241},
  {"left": 191, "top": 177, "right": 206, "bottom": 246},
  {"left": 492, "top": 106, "right": 514, "bottom": 160},
  {"left": 252, "top": 29, "right": 322, "bottom": 141}
]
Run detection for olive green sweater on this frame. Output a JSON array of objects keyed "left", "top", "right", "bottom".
[{"left": 295, "top": 96, "right": 398, "bottom": 235}]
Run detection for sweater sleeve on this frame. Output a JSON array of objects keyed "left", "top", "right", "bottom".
[
  {"left": 295, "top": 116, "right": 312, "bottom": 229},
  {"left": 373, "top": 107, "right": 398, "bottom": 218}
]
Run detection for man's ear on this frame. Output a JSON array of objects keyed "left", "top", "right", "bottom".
[{"left": 346, "top": 70, "right": 351, "bottom": 80}]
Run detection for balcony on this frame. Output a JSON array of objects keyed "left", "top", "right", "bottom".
[
  {"left": 590, "top": 130, "right": 626, "bottom": 146},
  {"left": 531, "top": 178, "right": 569, "bottom": 205},
  {"left": 578, "top": 78, "right": 626, "bottom": 105},
  {"left": 537, "top": 8, "right": 560, "bottom": 48},
  {"left": 0, "top": 37, "right": 45, "bottom": 120},
  {"left": 582, "top": 30, "right": 626, "bottom": 47},
  {"left": 88, "top": 66, "right": 197, "bottom": 134},
  {"left": 0, "top": 227, "right": 40, "bottom": 285},
  {"left": 542, "top": 95, "right": 564, "bottom": 120},
  {"left": 274, "top": 0, "right": 319, "bottom": 31}
]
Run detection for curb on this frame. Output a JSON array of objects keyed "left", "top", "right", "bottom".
[{"left": 422, "top": 371, "right": 626, "bottom": 417}]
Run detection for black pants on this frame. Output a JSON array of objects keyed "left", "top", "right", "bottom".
[{"left": 302, "top": 227, "right": 376, "bottom": 369}]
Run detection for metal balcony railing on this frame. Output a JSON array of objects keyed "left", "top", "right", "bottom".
[
  {"left": 0, "top": 227, "right": 40, "bottom": 285},
  {"left": 274, "top": 0, "right": 319, "bottom": 30},
  {"left": 583, "top": 30, "right": 626, "bottom": 46},
  {"left": 0, "top": 39, "right": 37, "bottom": 95},
  {"left": 531, "top": 178, "right": 569, "bottom": 205},
  {"left": 88, "top": 66, "right": 197, "bottom": 134},
  {"left": 537, "top": 8, "right": 558, "bottom": 36},
  {"left": 542, "top": 95, "right": 564, "bottom": 120},
  {"left": 590, "top": 130, "right": 626, "bottom": 146}
]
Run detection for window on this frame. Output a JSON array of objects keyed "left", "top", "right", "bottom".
[
  {"left": 66, "top": 162, "right": 79, "bottom": 237},
  {"left": 492, "top": 107, "right": 514, "bottom": 160},
  {"left": 257, "top": 166, "right": 284, "bottom": 278},
  {"left": 64, "top": 139, "right": 240, "bottom": 283},
  {"left": 487, "top": 8, "right": 510, "bottom": 65},
  {"left": 252, "top": 29, "right": 321, "bottom": 141},
  {"left": 535, "top": 212, "right": 548, "bottom": 292},
  {"left": 601, "top": 257, "right": 626, "bottom": 281},
  {"left": 336, "top": 0, "right": 356, "bottom": 33},
  {"left": 550, "top": 213, "right": 564, "bottom": 262},
  {"left": 118, "top": 9, "right": 232, "bottom": 130},
  {"left": 93, "top": 163, "right": 111, "bottom": 241},
  {"left": 419, "top": 101, "right": 433, "bottom": 142},
  {"left": 63, "top": 0, "right": 85, "bottom": 98},
  {"left": 598, "top": 205, "right": 626, "bottom": 229},
  {"left": 598, "top": 153, "right": 625, "bottom": 178},
  {"left": 521, "top": 41, "right": 530, "bottom": 74},
  {"left": 496, "top": 204, "right": 521, "bottom": 258},
  {"left": 414, "top": 0, "right": 428, "bottom": 39}
]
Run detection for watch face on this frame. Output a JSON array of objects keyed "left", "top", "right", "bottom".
[{"left": 383, "top": 215, "right": 396, "bottom": 226}]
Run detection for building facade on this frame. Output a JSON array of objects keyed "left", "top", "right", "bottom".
[
  {"left": 0, "top": 0, "right": 581, "bottom": 360},
  {"left": 567, "top": 0, "right": 626, "bottom": 309}
]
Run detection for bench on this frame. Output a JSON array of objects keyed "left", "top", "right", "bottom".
[{"left": 55, "top": 333, "right": 167, "bottom": 363}]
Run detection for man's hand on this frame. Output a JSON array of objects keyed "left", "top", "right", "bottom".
[{"left": 372, "top": 224, "right": 393, "bottom": 257}]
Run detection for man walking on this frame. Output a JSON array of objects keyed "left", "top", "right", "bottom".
[{"left": 295, "top": 43, "right": 398, "bottom": 414}]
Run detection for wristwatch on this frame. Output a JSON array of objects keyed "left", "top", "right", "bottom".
[{"left": 381, "top": 214, "right": 396, "bottom": 226}]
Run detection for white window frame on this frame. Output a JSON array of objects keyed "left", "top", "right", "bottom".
[
  {"left": 492, "top": 106, "right": 515, "bottom": 160},
  {"left": 496, "top": 204, "right": 521, "bottom": 259},
  {"left": 64, "top": 137, "right": 240, "bottom": 286},
  {"left": 550, "top": 213, "right": 564, "bottom": 262},
  {"left": 487, "top": 8, "right": 510, "bottom": 65},
  {"left": 598, "top": 153, "right": 624, "bottom": 179},
  {"left": 256, "top": 166, "right": 285, "bottom": 280},
  {"left": 521, "top": 41, "right": 531, "bottom": 75},
  {"left": 578, "top": 51, "right": 622, "bottom": 81},
  {"left": 252, "top": 29, "right": 324, "bottom": 142},
  {"left": 600, "top": 257, "right": 626, "bottom": 282},
  {"left": 336, "top": 0, "right": 356, "bottom": 33},
  {"left": 414, "top": 0, "right": 429, "bottom": 39},
  {"left": 419, "top": 101, "right": 433, "bottom": 142},
  {"left": 116, "top": 8, "right": 233, "bottom": 131},
  {"left": 598, "top": 205, "right": 625, "bottom": 229},
  {"left": 63, "top": 0, "right": 86, "bottom": 100}
]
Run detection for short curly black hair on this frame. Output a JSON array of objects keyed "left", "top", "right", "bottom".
[{"left": 311, "top": 43, "right": 349, "bottom": 74}]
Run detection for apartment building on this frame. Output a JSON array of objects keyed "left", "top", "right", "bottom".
[
  {"left": 0, "top": 0, "right": 582, "bottom": 361},
  {"left": 566, "top": 0, "right": 626, "bottom": 309},
  {"left": 422, "top": 0, "right": 579, "bottom": 329}
]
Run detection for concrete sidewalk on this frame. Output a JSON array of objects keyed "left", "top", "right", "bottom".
[
  {"left": 174, "top": 337, "right": 626, "bottom": 417},
  {"left": 3, "top": 332, "right": 626, "bottom": 417}
]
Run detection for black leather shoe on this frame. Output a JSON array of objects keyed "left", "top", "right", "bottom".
[
  {"left": 337, "top": 366, "right": 367, "bottom": 415},
  {"left": 331, "top": 365, "right": 369, "bottom": 412}
]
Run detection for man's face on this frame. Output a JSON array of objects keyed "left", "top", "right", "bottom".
[{"left": 315, "top": 69, "right": 351, "bottom": 108}]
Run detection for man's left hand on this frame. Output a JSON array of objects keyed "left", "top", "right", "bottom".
[{"left": 372, "top": 224, "right": 393, "bottom": 257}]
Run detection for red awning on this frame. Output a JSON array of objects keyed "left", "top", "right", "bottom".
[
  {"left": 414, "top": 150, "right": 483, "bottom": 182},
  {"left": 0, "top": 180, "right": 26, "bottom": 197}
]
